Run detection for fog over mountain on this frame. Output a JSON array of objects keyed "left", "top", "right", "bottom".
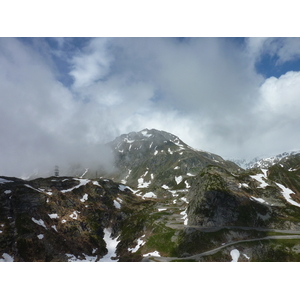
[{"left": 1, "top": 37, "right": 300, "bottom": 177}]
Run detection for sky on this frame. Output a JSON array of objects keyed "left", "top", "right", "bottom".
[{"left": 2, "top": 36, "right": 300, "bottom": 177}]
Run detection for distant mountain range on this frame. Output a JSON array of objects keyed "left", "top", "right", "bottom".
[
  {"left": 1, "top": 129, "right": 300, "bottom": 262},
  {"left": 230, "top": 150, "right": 300, "bottom": 169}
]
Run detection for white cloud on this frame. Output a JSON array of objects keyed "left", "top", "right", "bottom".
[
  {"left": 69, "top": 38, "right": 114, "bottom": 89},
  {"left": 1, "top": 37, "right": 300, "bottom": 177}
]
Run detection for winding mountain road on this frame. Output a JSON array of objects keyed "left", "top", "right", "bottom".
[{"left": 142, "top": 233, "right": 300, "bottom": 262}]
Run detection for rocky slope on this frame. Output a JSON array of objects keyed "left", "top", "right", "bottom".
[{"left": 2, "top": 129, "right": 300, "bottom": 262}]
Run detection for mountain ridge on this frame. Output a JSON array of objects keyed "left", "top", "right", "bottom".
[{"left": 2, "top": 128, "right": 300, "bottom": 261}]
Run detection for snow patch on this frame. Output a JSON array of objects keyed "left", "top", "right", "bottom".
[
  {"left": 37, "top": 234, "right": 44, "bottom": 239},
  {"left": 113, "top": 200, "right": 121, "bottom": 209},
  {"left": 275, "top": 183, "right": 300, "bottom": 207},
  {"left": 143, "top": 251, "right": 161, "bottom": 257},
  {"left": 51, "top": 225, "right": 58, "bottom": 232},
  {"left": 158, "top": 208, "right": 167, "bottom": 211},
  {"left": 32, "top": 217, "right": 47, "bottom": 229},
  {"left": 175, "top": 176, "right": 183, "bottom": 185},
  {"left": 0, "top": 178, "right": 13, "bottom": 184},
  {"left": 239, "top": 183, "right": 249, "bottom": 188},
  {"left": 185, "top": 181, "right": 190, "bottom": 188},
  {"left": 187, "top": 173, "right": 195, "bottom": 176},
  {"left": 162, "top": 184, "right": 170, "bottom": 189},
  {"left": 4, "top": 190, "right": 11, "bottom": 194},
  {"left": 80, "top": 193, "right": 88, "bottom": 203},
  {"left": 180, "top": 197, "right": 188, "bottom": 203},
  {"left": 69, "top": 211, "right": 79, "bottom": 220},
  {"left": 92, "top": 181, "right": 102, "bottom": 187},
  {"left": 168, "top": 148, "right": 173, "bottom": 154},
  {"left": 174, "top": 166, "right": 180, "bottom": 170},
  {"left": 128, "top": 235, "right": 146, "bottom": 253},
  {"left": 138, "top": 177, "right": 151, "bottom": 188},
  {"left": 61, "top": 178, "right": 90, "bottom": 193},
  {"left": 243, "top": 253, "right": 250, "bottom": 260},
  {"left": 143, "top": 192, "right": 157, "bottom": 198},
  {"left": 180, "top": 208, "right": 188, "bottom": 225},
  {"left": 119, "top": 184, "right": 133, "bottom": 192},
  {"left": 0, "top": 253, "right": 14, "bottom": 262},
  {"left": 141, "top": 130, "right": 152, "bottom": 138},
  {"left": 99, "top": 228, "right": 120, "bottom": 262},
  {"left": 250, "top": 173, "right": 268, "bottom": 188},
  {"left": 230, "top": 249, "right": 240, "bottom": 262},
  {"left": 48, "top": 213, "right": 59, "bottom": 219},
  {"left": 250, "top": 196, "right": 269, "bottom": 205}
]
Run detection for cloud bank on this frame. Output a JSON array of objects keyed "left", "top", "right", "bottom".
[{"left": 1, "top": 37, "right": 300, "bottom": 177}]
